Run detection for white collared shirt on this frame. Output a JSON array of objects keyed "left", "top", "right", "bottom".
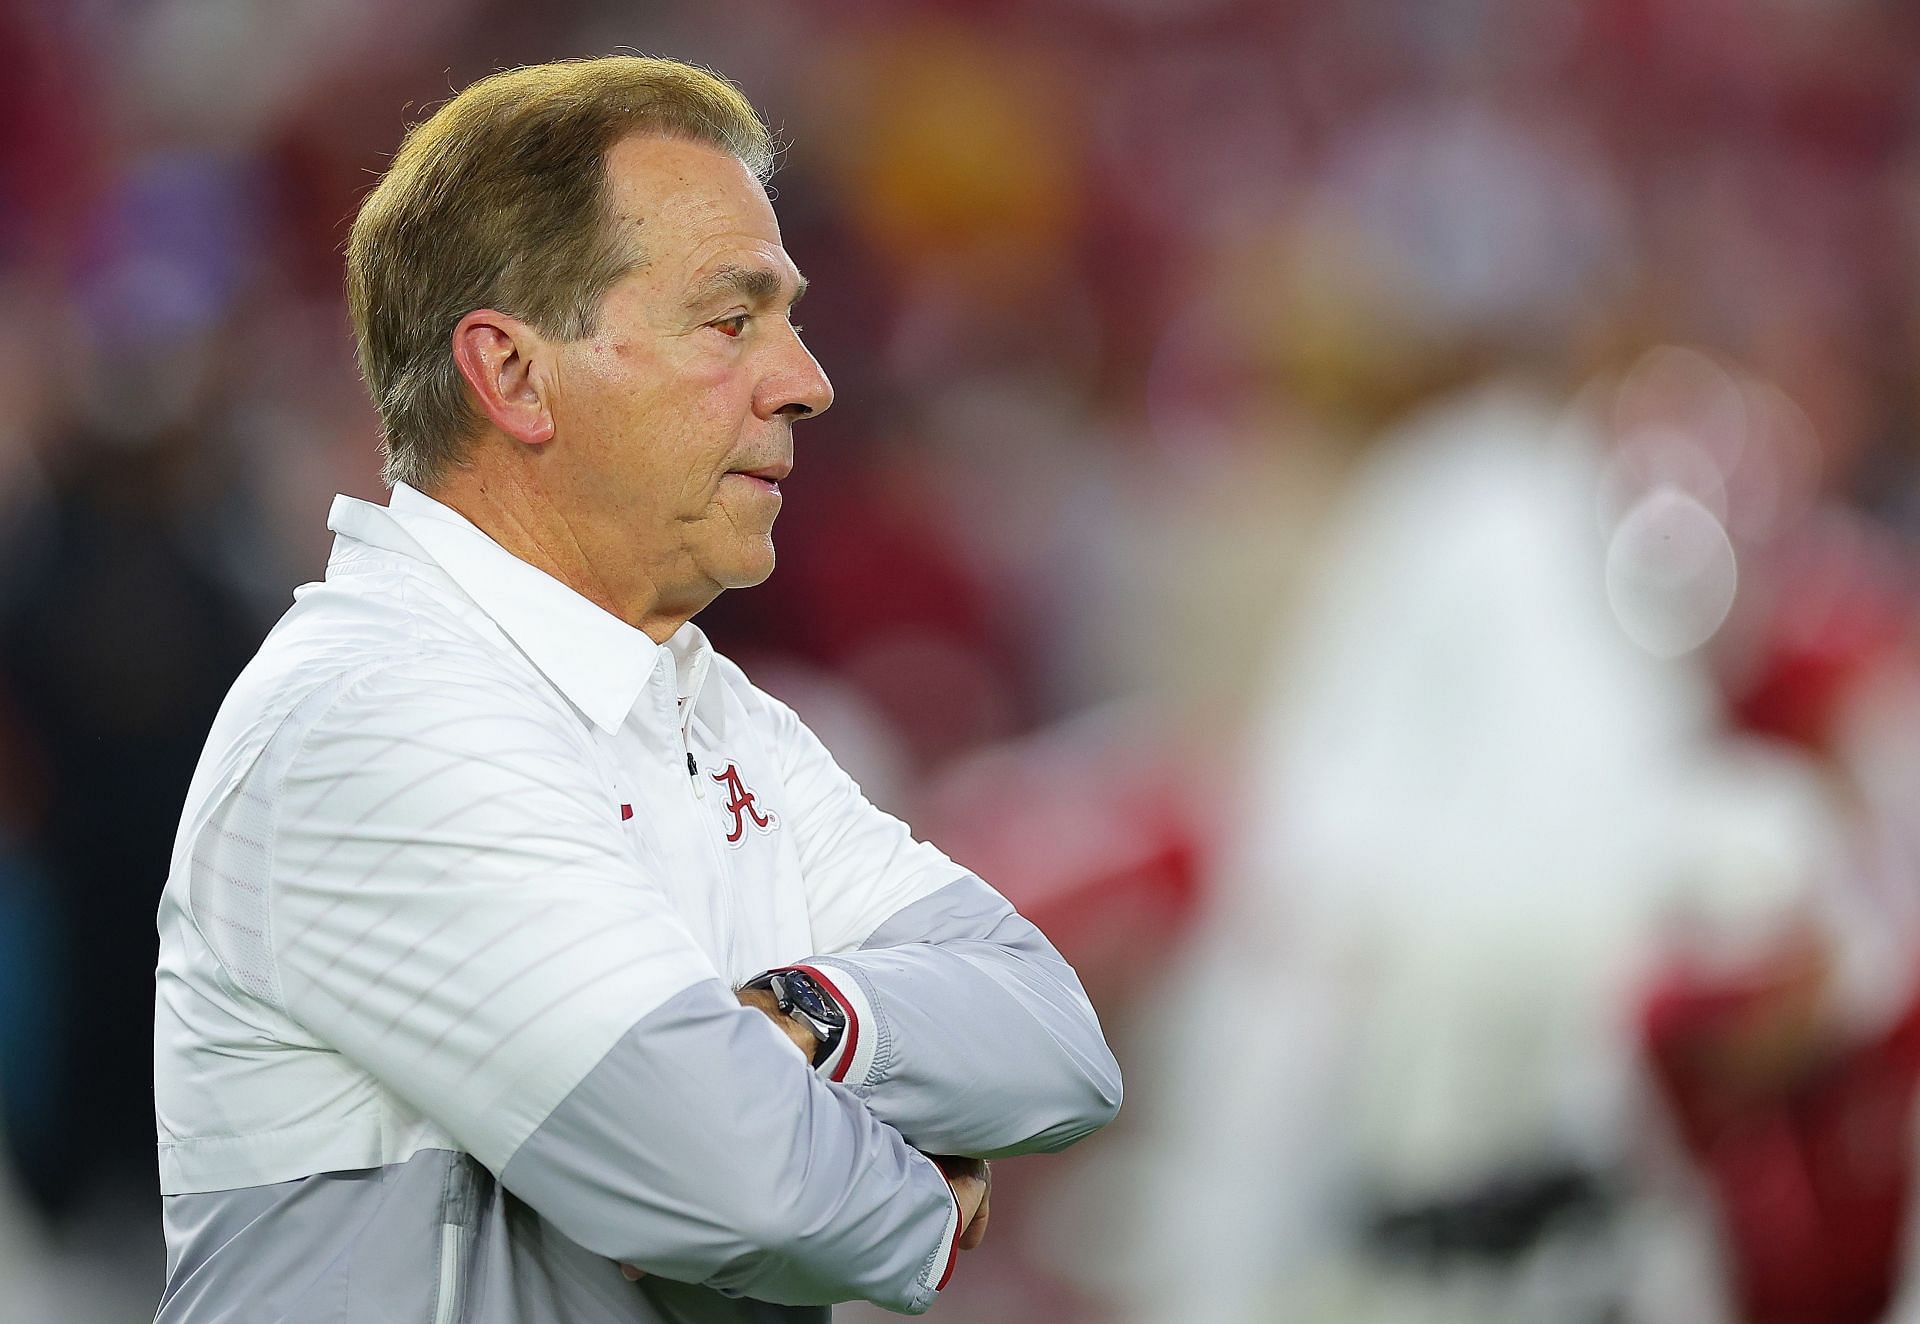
[{"left": 153, "top": 484, "right": 966, "bottom": 1196}]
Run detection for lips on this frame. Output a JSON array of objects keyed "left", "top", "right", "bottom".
[
  {"left": 730, "top": 460, "right": 791, "bottom": 493},
  {"left": 734, "top": 461, "right": 792, "bottom": 483}
]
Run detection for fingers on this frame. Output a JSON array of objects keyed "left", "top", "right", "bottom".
[
  {"left": 932, "top": 1155, "right": 991, "bottom": 1250},
  {"left": 947, "top": 1170, "right": 988, "bottom": 1228},
  {"left": 959, "top": 1186, "right": 991, "bottom": 1250},
  {"left": 619, "top": 1263, "right": 647, "bottom": 1282}
]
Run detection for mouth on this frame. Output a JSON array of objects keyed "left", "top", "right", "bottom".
[{"left": 730, "top": 461, "right": 791, "bottom": 494}]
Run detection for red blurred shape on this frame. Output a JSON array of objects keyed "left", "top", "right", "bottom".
[{"left": 1644, "top": 940, "right": 1920, "bottom": 1324}]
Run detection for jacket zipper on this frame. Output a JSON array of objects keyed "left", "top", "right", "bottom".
[
  {"left": 431, "top": 1224, "right": 464, "bottom": 1324},
  {"left": 431, "top": 1156, "right": 482, "bottom": 1324}
]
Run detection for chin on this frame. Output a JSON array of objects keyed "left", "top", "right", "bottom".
[{"left": 717, "top": 543, "right": 777, "bottom": 590}]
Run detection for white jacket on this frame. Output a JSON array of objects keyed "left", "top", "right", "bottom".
[{"left": 153, "top": 485, "right": 1121, "bottom": 1322}]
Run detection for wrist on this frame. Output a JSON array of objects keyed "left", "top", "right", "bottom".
[
  {"left": 735, "top": 986, "right": 818, "bottom": 1059},
  {"left": 929, "top": 1154, "right": 988, "bottom": 1183},
  {"left": 739, "top": 968, "right": 847, "bottom": 1068}
]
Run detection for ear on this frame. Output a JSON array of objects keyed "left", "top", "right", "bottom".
[{"left": 450, "top": 309, "right": 555, "bottom": 447}]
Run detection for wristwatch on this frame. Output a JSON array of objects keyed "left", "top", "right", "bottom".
[{"left": 744, "top": 969, "right": 847, "bottom": 1067}]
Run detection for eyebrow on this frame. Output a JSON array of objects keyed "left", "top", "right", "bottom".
[{"left": 684, "top": 264, "right": 808, "bottom": 312}]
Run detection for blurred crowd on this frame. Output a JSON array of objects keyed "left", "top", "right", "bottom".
[{"left": 8, "top": 0, "right": 1920, "bottom": 1320}]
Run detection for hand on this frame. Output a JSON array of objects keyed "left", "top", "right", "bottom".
[
  {"left": 736, "top": 985, "right": 818, "bottom": 1060},
  {"left": 931, "top": 1155, "right": 991, "bottom": 1252}
]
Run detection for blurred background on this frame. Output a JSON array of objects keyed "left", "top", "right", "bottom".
[{"left": 8, "top": 0, "right": 1920, "bottom": 1320}]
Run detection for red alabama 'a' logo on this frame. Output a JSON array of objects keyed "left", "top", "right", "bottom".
[{"left": 711, "top": 763, "right": 775, "bottom": 845}]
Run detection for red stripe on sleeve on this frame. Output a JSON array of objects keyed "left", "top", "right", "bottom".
[{"left": 792, "top": 964, "right": 858, "bottom": 1084}]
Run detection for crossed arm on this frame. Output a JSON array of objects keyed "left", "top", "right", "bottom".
[
  {"left": 729, "top": 682, "right": 1122, "bottom": 1253},
  {"left": 246, "top": 659, "right": 1119, "bottom": 1314},
  {"left": 616, "top": 872, "right": 1083, "bottom": 1291},
  {"left": 687, "top": 986, "right": 990, "bottom": 1289},
  {"left": 716, "top": 995, "right": 991, "bottom": 1268},
  {"left": 726, "top": 870, "right": 1124, "bottom": 1264},
  {"left": 604, "top": 975, "right": 1000, "bottom": 1291}
]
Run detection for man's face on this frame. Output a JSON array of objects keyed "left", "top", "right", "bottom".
[{"left": 545, "top": 135, "right": 832, "bottom": 621}]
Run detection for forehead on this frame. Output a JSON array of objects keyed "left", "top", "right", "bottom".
[{"left": 603, "top": 134, "right": 787, "bottom": 283}]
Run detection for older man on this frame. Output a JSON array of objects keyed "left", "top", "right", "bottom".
[{"left": 152, "top": 57, "right": 1120, "bottom": 1323}]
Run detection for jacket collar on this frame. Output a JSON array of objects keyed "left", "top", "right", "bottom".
[{"left": 326, "top": 484, "right": 709, "bottom": 735}]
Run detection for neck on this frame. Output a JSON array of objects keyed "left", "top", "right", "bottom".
[{"left": 422, "top": 461, "right": 710, "bottom": 644}]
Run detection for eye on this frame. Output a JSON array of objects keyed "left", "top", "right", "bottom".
[{"left": 712, "top": 314, "right": 749, "bottom": 338}]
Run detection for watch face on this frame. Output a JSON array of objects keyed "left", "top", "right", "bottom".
[{"left": 782, "top": 972, "right": 846, "bottom": 1030}]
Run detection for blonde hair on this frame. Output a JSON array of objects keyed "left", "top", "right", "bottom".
[{"left": 346, "top": 56, "right": 773, "bottom": 489}]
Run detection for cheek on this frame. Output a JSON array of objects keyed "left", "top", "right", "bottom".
[
  {"left": 678, "top": 361, "right": 756, "bottom": 466},
  {"left": 632, "top": 341, "right": 742, "bottom": 425},
  {"left": 558, "top": 339, "right": 756, "bottom": 503},
  {"left": 684, "top": 354, "right": 756, "bottom": 425},
  {"left": 560, "top": 342, "right": 654, "bottom": 437}
]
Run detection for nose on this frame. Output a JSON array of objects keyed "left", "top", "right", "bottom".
[{"left": 757, "top": 324, "right": 834, "bottom": 422}]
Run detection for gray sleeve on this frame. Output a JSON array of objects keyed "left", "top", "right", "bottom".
[
  {"left": 793, "top": 875, "right": 1123, "bottom": 1159},
  {"left": 499, "top": 979, "right": 962, "bottom": 1313}
]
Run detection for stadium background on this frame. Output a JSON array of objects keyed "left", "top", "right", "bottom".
[{"left": 8, "top": 0, "right": 1920, "bottom": 1320}]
